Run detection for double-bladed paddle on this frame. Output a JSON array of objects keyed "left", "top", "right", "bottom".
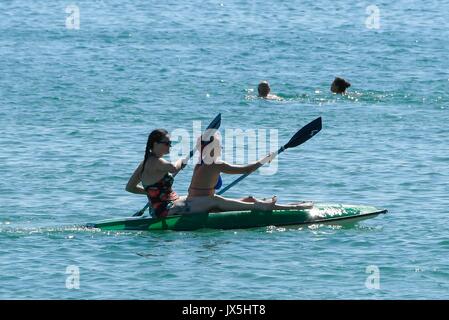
[{"left": 217, "top": 116, "right": 322, "bottom": 195}]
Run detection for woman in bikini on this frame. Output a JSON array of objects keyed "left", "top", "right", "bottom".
[
  {"left": 125, "top": 129, "right": 279, "bottom": 218},
  {"left": 187, "top": 133, "right": 313, "bottom": 212}
]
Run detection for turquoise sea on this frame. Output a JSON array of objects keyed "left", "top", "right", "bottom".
[{"left": 1, "top": 0, "right": 448, "bottom": 299}]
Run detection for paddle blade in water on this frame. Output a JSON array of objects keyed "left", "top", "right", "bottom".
[{"left": 284, "top": 117, "right": 322, "bottom": 149}]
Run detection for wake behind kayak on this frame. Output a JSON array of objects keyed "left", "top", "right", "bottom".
[{"left": 86, "top": 203, "right": 387, "bottom": 231}]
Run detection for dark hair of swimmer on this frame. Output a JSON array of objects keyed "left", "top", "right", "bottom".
[
  {"left": 331, "top": 77, "right": 351, "bottom": 94},
  {"left": 258, "top": 81, "right": 271, "bottom": 98},
  {"left": 141, "top": 128, "right": 169, "bottom": 173}
]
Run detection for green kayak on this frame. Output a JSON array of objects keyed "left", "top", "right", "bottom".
[{"left": 87, "top": 203, "right": 387, "bottom": 231}]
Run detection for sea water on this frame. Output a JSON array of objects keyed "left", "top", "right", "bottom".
[{"left": 0, "top": 0, "right": 448, "bottom": 299}]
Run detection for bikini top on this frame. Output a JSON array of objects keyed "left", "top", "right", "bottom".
[{"left": 142, "top": 172, "right": 175, "bottom": 192}]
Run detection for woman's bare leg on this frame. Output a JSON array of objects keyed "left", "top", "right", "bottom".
[
  {"left": 241, "top": 196, "right": 313, "bottom": 210},
  {"left": 240, "top": 196, "right": 256, "bottom": 202},
  {"left": 178, "top": 196, "right": 313, "bottom": 215},
  {"left": 185, "top": 195, "right": 276, "bottom": 213},
  {"left": 212, "top": 195, "right": 277, "bottom": 211}
]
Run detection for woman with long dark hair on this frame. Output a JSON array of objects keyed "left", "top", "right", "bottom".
[{"left": 125, "top": 129, "right": 187, "bottom": 217}]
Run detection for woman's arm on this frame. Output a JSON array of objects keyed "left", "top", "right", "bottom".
[
  {"left": 156, "top": 157, "right": 185, "bottom": 174},
  {"left": 216, "top": 161, "right": 262, "bottom": 174},
  {"left": 125, "top": 162, "right": 147, "bottom": 195},
  {"left": 216, "top": 152, "right": 276, "bottom": 174}
]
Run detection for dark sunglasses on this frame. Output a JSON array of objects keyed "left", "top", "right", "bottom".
[{"left": 158, "top": 140, "right": 172, "bottom": 147}]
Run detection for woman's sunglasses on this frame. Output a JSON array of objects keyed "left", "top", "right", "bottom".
[{"left": 158, "top": 140, "right": 172, "bottom": 147}]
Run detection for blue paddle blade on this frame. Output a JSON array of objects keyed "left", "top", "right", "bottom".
[
  {"left": 207, "top": 113, "right": 221, "bottom": 130},
  {"left": 214, "top": 175, "right": 223, "bottom": 190},
  {"left": 189, "top": 113, "right": 222, "bottom": 158},
  {"left": 284, "top": 117, "right": 322, "bottom": 149}
]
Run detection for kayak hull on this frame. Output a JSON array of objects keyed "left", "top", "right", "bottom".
[{"left": 87, "top": 203, "right": 387, "bottom": 231}]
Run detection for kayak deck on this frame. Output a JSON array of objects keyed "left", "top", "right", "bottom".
[{"left": 87, "top": 203, "right": 387, "bottom": 231}]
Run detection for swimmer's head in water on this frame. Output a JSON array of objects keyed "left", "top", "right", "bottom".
[
  {"left": 331, "top": 77, "right": 351, "bottom": 94},
  {"left": 258, "top": 81, "right": 271, "bottom": 97}
]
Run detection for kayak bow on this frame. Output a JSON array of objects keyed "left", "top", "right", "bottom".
[{"left": 87, "top": 203, "right": 387, "bottom": 231}]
